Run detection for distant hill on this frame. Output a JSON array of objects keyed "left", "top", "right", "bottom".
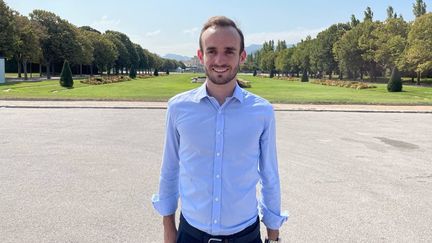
[
  {"left": 245, "top": 44, "right": 262, "bottom": 54},
  {"left": 163, "top": 54, "right": 191, "bottom": 62}
]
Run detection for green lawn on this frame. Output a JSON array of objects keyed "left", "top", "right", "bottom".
[{"left": 1, "top": 73, "right": 432, "bottom": 105}]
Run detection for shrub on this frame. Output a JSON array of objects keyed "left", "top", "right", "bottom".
[
  {"left": 81, "top": 75, "right": 131, "bottom": 85},
  {"left": 387, "top": 67, "right": 403, "bottom": 92},
  {"left": 59, "top": 60, "right": 73, "bottom": 88},
  {"left": 310, "top": 79, "right": 377, "bottom": 89},
  {"left": 301, "top": 71, "right": 309, "bottom": 82},
  {"left": 237, "top": 78, "right": 251, "bottom": 88},
  {"left": 153, "top": 69, "right": 159, "bottom": 76},
  {"left": 253, "top": 70, "right": 257, "bottom": 76},
  {"left": 269, "top": 69, "right": 275, "bottom": 78},
  {"left": 129, "top": 66, "right": 137, "bottom": 79}
]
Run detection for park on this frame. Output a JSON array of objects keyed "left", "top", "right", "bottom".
[{"left": 1, "top": 0, "right": 432, "bottom": 242}]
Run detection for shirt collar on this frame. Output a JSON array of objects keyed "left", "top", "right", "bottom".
[{"left": 194, "top": 81, "right": 244, "bottom": 103}]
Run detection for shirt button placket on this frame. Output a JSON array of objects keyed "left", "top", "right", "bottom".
[{"left": 211, "top": 107, "right": 224, "bottom": 233}]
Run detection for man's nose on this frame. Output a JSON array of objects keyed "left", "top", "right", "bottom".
[{"left": 213, "top": 53, "right": 227, "bottom": 65}]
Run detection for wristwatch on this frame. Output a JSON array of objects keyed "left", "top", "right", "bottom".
[{"left": 265, "top": 238, "right": 281, "bottom": 243}]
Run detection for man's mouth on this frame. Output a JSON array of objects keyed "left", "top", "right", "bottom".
[{"left": 212, "top": 67, "right": 230, "bottom": 73}]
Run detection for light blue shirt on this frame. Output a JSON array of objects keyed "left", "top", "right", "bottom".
[{"left": 152, "top": 82, "right": 287, "bottom": 235}]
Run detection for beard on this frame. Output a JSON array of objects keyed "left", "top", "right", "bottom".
[{"left": 205, "top": 62, "right": 240, "bottom": 85}]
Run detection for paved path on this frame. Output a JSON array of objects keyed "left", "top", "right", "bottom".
[
  {"left": 1, "top": 99, "right": 432, "bottom": 113},
  {"left": 1, "top": 106, "right": 431, "bottom": 242}
]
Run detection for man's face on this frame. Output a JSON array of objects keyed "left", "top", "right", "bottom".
[{"left": 198, "top": 26, "right": 246, "bottom": 85}]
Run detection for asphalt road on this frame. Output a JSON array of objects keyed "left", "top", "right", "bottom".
[{"left": 1, "top": 108, "right": 431, "bottom": 242}]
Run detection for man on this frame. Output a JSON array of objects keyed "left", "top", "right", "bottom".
[{"left": 152, "top": 16, "right": 287, "bottom": 243}]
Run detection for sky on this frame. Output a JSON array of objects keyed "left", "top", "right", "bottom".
[{"left": 4, "top": 0, "right": 431, "bottom": 57}]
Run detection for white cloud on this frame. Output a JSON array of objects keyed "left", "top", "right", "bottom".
[
  {"left": 245, "top": 27, "right": 325, "bottom": 46},
  {"left": 146, "top": 30, "right": 161, "bottom": 37},
  {"left": 183, "top": 27, "right": 198, "bottom": 35},
  {"left": 91, "top": 15, "right": 120, "bottom": 32}
]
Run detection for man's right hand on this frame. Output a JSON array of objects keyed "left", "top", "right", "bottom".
[{"left": 163, "top": 214, "right": 177, "bottom": 243}]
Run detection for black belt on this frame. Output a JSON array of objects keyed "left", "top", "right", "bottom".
[{"left": 179, "top": 213, "right": 260, "bottom": 243}]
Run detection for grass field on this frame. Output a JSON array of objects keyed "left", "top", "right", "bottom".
[{"left": 1, "top": 73, "right": 432, "bottom": 105}]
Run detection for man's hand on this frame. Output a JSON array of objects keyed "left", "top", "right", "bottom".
[
  {"left": 163, "top": 214, "right": 177, "bottom": 243},
  {"left": 267, "top": 228, "right": 279, "bottom": 241}
]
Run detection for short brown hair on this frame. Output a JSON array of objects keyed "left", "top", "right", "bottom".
[{"left": 199, "top": 16, "right": 245, "bottom": 54}]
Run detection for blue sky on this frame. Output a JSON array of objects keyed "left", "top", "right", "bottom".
[{"left": 4, "top": 0, "right": 430, "bottom": 57}]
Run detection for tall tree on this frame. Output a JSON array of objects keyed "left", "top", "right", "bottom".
[
  {"left": 404, "top": 13, "right": 432, "bottom": 84},
  {"left": 315, "top": 23, "right": 350, "bottom": 79},
  {"left": 0, "top": 0, "right": 17, "bottom": 58},
  {"left": 30, "top": 10, "right": 81, "bottom": 79},
  {"left": 364, "top": 6, "right": 374, "bottom": 21},
  {"left": 413, "top": 0, "right": 427, "bottom": 18},
  {"left": 373, "top": 17, "right": 408, "bottom": 73},
  {"left": 13, "top": 14, "right": 44, "bottom": 79}
]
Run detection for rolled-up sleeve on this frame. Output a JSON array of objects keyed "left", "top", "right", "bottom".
[
  {"left": 151, "top": 104, "right": 180, "bottom": 216},
  {"left": 258, "top": 108, "right": 288, "bottom": 229}
]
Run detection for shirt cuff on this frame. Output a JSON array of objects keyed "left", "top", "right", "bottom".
[
  {"left": 151, "top": 193, "right": 178, "bottom": 216},
  {"left": 260, "top": 206, "right": 289, "bottom": 230}
]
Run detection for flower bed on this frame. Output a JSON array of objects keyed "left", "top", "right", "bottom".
[{"left": 311, "top": 80, "right": 377, "bottom": 89}]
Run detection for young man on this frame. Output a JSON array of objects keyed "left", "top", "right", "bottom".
[{"left": 152, "top": 16, "right": 287, "bottom": 243}]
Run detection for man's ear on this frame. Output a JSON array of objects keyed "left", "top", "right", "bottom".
[
  {"left": 197, "top": 49, "right": 204, "bottom": 64},
  {"left": 240, "top": 50, "right": 247, "bottom": 64}
]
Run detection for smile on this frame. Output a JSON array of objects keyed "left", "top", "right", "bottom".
[{"left": 212, "top": 67, "right": 230, "bottom": 73}]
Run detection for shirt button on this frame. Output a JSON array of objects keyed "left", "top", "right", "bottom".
[
  {"left": 216, "top": 174, "right": 220, "bottom": 179},
  {"left": 216, "top": 153, "right": 220, "bottom": 156},
  {"left": 215, "top": 197, "right": 219, "bottom": 201},
  {"left": 214, "top": 220, "right": 218, "bottom": 224},
  {"left": 217, "top": 131, "right": 221, "bottom": 135}
]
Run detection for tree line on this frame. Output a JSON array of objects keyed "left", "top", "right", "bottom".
[
  {"left": 242, "top": 0, "right": 431, "bottom": 84},
  {"left": 0, "top": 0, "right": 186, "bottom": 80}
]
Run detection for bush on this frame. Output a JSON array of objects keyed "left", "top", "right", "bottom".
[
  {"left": 387, "top": 67, "right": 403, "bottom": 92},
  {"left": 310, "top": 79, "right": 377, "bottom": 89},
  {"left": 301, "top": 71, "right": 309, "bottom": 82},
  {"left": 59, "top": 60, "right": 73, "bottom": 88},
  {"left": 253, "top": 70, "right": 257, "bottom": 76},
  {"left": 237, "top": 78, "right": 251, "bottom": 88},
  {"left": 153, "top": 69, "right": 159, "bottom": 76},
  {"left": 81, "top": 75, "right": 131, "bottom": 85},
  {"left": 129, "top": 66, "right": 137, "bottom": 79},
  {"left": 269, "top": 69, "right": 275, "bottom": 78}
]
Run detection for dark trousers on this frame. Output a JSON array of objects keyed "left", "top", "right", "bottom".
[{"left": 176, "top": 214, "right": 262, "bottom": 243}]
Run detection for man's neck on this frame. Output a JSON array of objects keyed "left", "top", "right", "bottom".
[{"left": 206, "top": 78, "right": 237, "bottom": 105}]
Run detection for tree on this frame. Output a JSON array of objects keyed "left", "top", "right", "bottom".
[
  {"left": 75, "top": 28, "right": 94, "bottom": 76},
  {"left": 275, "top": 48, "right": 293, "bottom": 76},
  {"left": 373, "top": 17, "right": 408, "bottom": 73},
  {"left": 364, "top": 6, "right": 374, "bottom": 21},
  {"left": 387, "top": 67, "right": 402, "bottom": 92},
  {"left": 105, "top": 31, "right": 139, "bottom": 74},
  {"left": 105, "top": 32, "right": 130, "bottom": 74},
  {"left": 13, "top": 14, "right": 44, "bottom": 79},
  {"left": 30, "top": 10, "right": 81, "bottom": 79},
  {"left": 403, "top": 13, "right": 432, "bottom": 84},
  {"left": 315, "top": 23, "right": 350, "bottom": 79},
  {"left": 413, "top": 0, "right": 427, "bottom": 18},
  {"left": 94, "top": 34, "right": 118, "bottom": 75},
  {"left": 59, "top": 60, "right": 73, "bottom": 88},
  {"left": 0, "top": 0, "right": 17, "bottom": 58},
  {"left": 386, "top": 6, "right": 397, "bottom": 20},
  {"left": 350, "top": 14, "right": 360, "bottom": 28}
]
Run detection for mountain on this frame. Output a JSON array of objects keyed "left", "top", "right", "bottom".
[
  {"left": 163, "top": 54, "right": 191, "bottom": 62},
  {"left": 245, "top": 44, "right": 262, "bottom": 54}
]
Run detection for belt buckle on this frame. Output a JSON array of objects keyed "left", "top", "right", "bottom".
[{"left": 208, "top": 238, "right": 223, "bottom": 243}]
